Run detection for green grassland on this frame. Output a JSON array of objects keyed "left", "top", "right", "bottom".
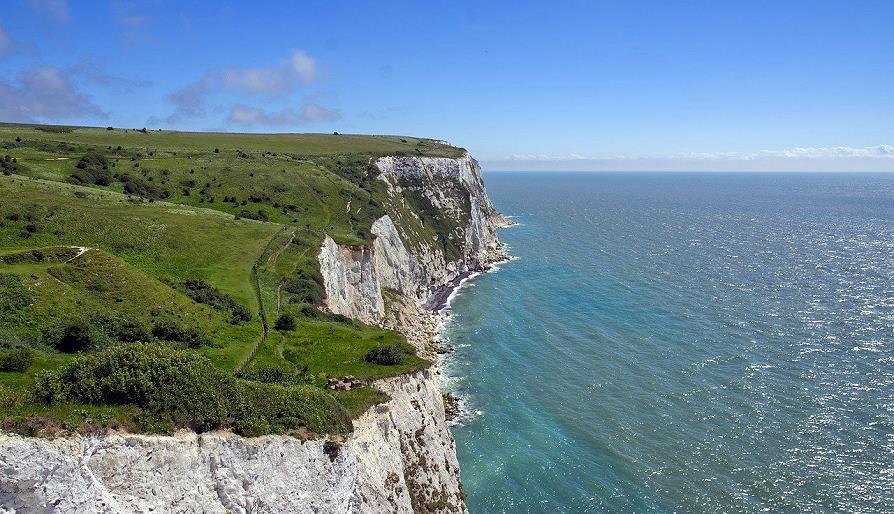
[{"left": 0, "top": 123, "right": 453, "bottom": 437}]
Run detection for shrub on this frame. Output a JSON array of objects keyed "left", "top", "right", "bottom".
[
  {"left": 365, "top": 344, "right": 408, "bottom": 365},
  {"left": 76, "top": 152, "right": 108, "bottom": 170},
  {"left": 113, "top": 319, "right": 152, "bottom": 343},
  {"left": 33, "top": 343, "right": 352, "bottom": 435},
  {"left": 176, "top": 278, "right": 252, "bottom": 324},
  {"left": 0, "top": 347, "right": 34, "bottom": 372},
  {"left": 230, "top": 304, "right": 253, "bottom": 324},
  {"left": 235, "top": 209, "right": 269, "bottom": 222},
  {"left": 283, "top": 271, "right": 324, "bottom": 305},
  {"left": 235, "top": 365, "right": 300, "bottom": 385},
  {"left": 121, "top": 175, "right": 170, "bottom": 200},
  {"left": 43, "top": 318, "right": 108, "bottom": 353},
  {"left": 274, "top": 313, "right": 296, "bottom": 331},
  {"left": 1, "top": 155, "right": 26, "bottom": 175},
  {"left": 151, "top": 320, "right": 213, "bottom": 349},
  {"left": 323, "top": 440, "right": 341, "bottom": 461},
  {"left": 33, "top": 343, "right": 236, "bottom": 429},
  {"left": 71, "top": 152, "right": 113, "bottom": 186}
]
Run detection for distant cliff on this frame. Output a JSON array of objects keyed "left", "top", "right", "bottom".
[{"left": 0, "top": 152, "right": 507, "bottom": 513}]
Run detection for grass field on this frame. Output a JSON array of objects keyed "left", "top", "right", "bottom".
[{"left": 0, "top": 123, "right": 448, "bottom": 436}]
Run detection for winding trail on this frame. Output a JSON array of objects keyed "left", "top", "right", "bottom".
[{"left": 234, "top": 226, "right": 295, "bottom": 373}]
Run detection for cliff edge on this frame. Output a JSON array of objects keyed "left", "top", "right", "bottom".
[{"left": 0, "top": 152, "right": 506, "bottom": 513}]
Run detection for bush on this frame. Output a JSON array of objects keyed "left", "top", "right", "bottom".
[
  {"left": 151, "top": 320, "right": 214, "bottom": 349},
  {"left": 113, "top": 319, "right": 152, "bottom": 343},
  {"left": 235, "top": 365, "right": 300, "bottom": 385},
  {"left": 121, "top": 176, "right": 170, "bottom": 200},
  {"left": 283, "top": 272, "right": 324, "bottom": 305},
  {"left": 230, "top": 304, "right": 253, "bottom": 324},
  {"left": 33, "top": 343, "right": 237, "bottom": 429},
  {"left": 71, "top": 152, "right": 113, "bottom": 186},
  {"left": 323, "top": 440, "right": 341, "bottom": 461},
  {"left": 274, "top": 313, "right": 296, "bottom": 331},
  {"left": 43, "top": 318, "right": 109, "bottom": 353},
  {"left": 0, "top": 347, "right": 34, "bottom": 372},
  {"left": 175, "top": 278, "right": 252, "bottom": 324},
  {"left": 33, "top": 343, "right": 352, "bottom": 435},
  {"left": 365, "top": 344, "right": 408, "bottom": 365},
  {"left": 236, "top": 209, "right": 269, "bottom": 222}
]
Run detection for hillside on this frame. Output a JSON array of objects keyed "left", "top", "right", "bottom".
[{"left": 0, "top": 124, "right": 466, "bottom": 436}]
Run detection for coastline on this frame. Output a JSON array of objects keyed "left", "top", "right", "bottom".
[{"left": 432, "top": 231, "right": 516, "bottom": 427}]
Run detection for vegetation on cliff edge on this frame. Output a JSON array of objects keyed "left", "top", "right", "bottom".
[{"left": 0, "top": 124, "right": 448, "bottom": 437}]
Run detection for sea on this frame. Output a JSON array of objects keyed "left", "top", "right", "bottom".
[{"left": 442, "top": 172, "right": 894, "bottom": 513}]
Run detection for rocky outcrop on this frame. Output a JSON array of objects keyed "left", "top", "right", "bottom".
[{"left": 320, "top": 153, "right": 507, "bottom": 328}]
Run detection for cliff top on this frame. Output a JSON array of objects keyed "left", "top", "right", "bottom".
[
  {"left": 0, "top": 123, "right": 467, "bottom": 159},
  {"left": 0, "top": 123, "right": 482, "bottom": 438}
]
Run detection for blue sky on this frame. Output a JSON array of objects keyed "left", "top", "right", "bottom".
[{"left": 1, "top": 0, "right": 892, "bottom": 170}]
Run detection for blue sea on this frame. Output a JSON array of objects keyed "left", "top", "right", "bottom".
[{"left": 444, "top": 172, "right": 894, "bottom": 513}]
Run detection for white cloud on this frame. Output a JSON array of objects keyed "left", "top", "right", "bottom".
[
  {"left": 155, "top": 49, "right": 320, "bottom": 123},
  {"left": 227, "top": 103, "right": 341, "bottom": 126},
  {"left": 29, "top": 0, "right": 70, "bottom": 22},
  {"left": 506, "top": 153, "right": 587, "bottom": 161},
  {"left": 505, "top": 145, "right": 894, "bottom": 162},
  {"left": 489, "top": 145, "right": 894, "bottom": 172},
  {"left": 220, "top": 68, "right": 292, "bottom": 94},
  {"left": 289, "top": 49, "right": 317, "bottom": 84},
  {"left": 298, "top": 103, "right": 340, "bottom": 122},
  {"left": 683, "top": 145, "right": 894, "bottom": 160},
  {"left": 219, "top": 50, "right": 316, "bottom": 93},
  {"left": 0, "top": 66, "right": 106, "bottom": 122}
]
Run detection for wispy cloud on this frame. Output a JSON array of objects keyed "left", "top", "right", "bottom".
[
  {"left": 505, "top": 145, "right": 894, "bottom": 162},
  {"left": 506, "top": 153, "right": 588, "bottom": 161},
  {"left": 152, "top": 49, "right": 319, "bottom": 124},
  {"left": 0, "top": 26, "right": 10, "bottom": 57},
  {"left": 0, "top": 66, "right": 107, "bottom": 122},
  {"left": 112, "top": 1, "right": 154, "bottom": 45},
  {"left": 489, "top": 145, "right": 894, "bottom": 172},
  {"left": 28, "top": 0, "right": 70, "bottom": 23},
  {"left": 227, "top": 103, "right": 341, "bottom": 126},
  {"left": 68, "top": 56, "right": 152, "bottom": 92},
  {"left": 677, "top": 145, "right": 894, "bottom": 160}
]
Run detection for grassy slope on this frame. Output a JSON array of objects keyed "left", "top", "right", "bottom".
[{"left": 0, "top": 124, "right": 453, "bottom": 434}]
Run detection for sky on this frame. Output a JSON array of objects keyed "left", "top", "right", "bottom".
[{"left": 1, "top": 0, "right": 892, "bottom": 171}]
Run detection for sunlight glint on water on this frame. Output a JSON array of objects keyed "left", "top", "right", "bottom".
[{"left": 446, "top": 172, "right": 894, "bottom": 513}]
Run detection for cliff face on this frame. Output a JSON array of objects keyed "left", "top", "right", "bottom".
[
  {"left": 320, "top": 153, "right": 507, "bottom": 328},
  {"left": 0, "top": 370, "right": 460, "bottom": 514},
  {"left": 0, "top": 152, "right": 504, "bottom": 514},
  {"left": 314, "top": 153, "right": 506, "bottom": 513}
]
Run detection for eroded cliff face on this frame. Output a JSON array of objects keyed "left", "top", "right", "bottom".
[
  {"left": 0, "top": 152, "right": 502, "bottom": 514},
  {"left": 0, "top": 370, "right": 461, "bottom": 514},
  {"left": 320, "top": 153, "right": 507, "bottom": 328}
]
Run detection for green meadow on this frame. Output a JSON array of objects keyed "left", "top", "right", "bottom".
[{"left": 0, "top": 124, "right": 445, "bottom": 437}]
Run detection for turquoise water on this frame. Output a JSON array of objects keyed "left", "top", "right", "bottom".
[{"left": 446, "top": 173, "right": 894, "bottom": 513}]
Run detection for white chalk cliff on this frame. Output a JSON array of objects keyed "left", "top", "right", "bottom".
[{"left": 0, "top": 152, "right": 506, "bottom": 514}]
